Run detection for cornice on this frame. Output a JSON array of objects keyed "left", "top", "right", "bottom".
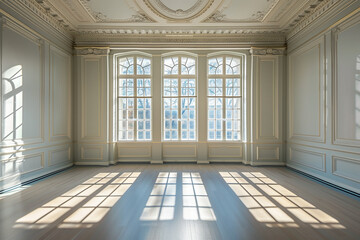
[
  {"left": 10, "top": 0, "right": 72, "bottom": 35},
  {"left": 74, "top": 31, "right": 286, "bottom": 47},
  {"left": 250, "top": 47, "right": 286, "bottom": 55},
  {"left": 0, "top": 0, "right": 73, "bottom": 48},
  {"left": 286, "top": 0, "right": 353, "bottom": 39},
  {"left": 74, "top": 47, "right": 110, "bottom": 56}
]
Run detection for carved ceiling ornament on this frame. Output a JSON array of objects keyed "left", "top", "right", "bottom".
[
  {"left": 75, "top": 47, "right": 110, "bottom": 56},
  {"left": 204, "top": 0, "right": 279, "bottom": 23},
  {"left": 250, "top": 47, "right": 286, "bottom": 55},
  {"left": 142, "top": 0, "right": 216, "bottom": 21},
  {"left": 79, "top": 0, "right": 154, "bottom": 23}
]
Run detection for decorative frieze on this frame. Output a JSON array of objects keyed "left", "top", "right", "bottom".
[
  {"left": 74, "top": 47, "right": 110, "bottom": 56},
  {"left": 250, "top": 48, "right": 286, "bottom": 55}
]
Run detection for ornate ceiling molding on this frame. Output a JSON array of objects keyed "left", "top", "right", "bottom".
[
  {"left": 250, "top": 47, "right": 286, "bottom": 55},
  {"left": 142, "top": 0, "right": 215, "bottom": 21},
  {"left": 7, "top": 0, "right": 72, "bottom": 34},
  {"left": 286, "top": 0, "right": 350, "bottom": 38},
  {"left": 74, "top": 31, "right": 286, "bottom": 47},
  {"left": 78, "top": 0, "right": 154, "bottom": 23},
  {"left": 204, "top": 0, "right": 280, "bottom": 23}
]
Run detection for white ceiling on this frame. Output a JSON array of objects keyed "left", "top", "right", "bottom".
[{"left": 38, "top": 0, "right": 325, "bottom": 33}]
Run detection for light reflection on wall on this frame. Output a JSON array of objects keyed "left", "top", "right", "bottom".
[
  {"left": 14, "top": 172, "right": 140, "bottom": 229},
  {"left": 355, "top": 55, "right": 360, "bottom": 139},
  {"left": 2, "top": 65, "right": 23, "bottom": 141},
  {"left": 220, "top": 171, "right": 345, "bottom": 229}
]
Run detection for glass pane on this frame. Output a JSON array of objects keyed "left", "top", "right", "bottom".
[
  {"left": 208, "top": 57, "right": 223, "bottom": 75},
  {"left": 181, "top": 57, "right": 196, "bottom": 75},
  {"left": 137, "top": 57, "right": 151, "bottom": 75},
  {"left": 119, "top": 57, "right": 134, "bottom": 75},
  {"left": 226, "top": 57, "right": 240, "bottom": 75},
  {"left": 164, "top": 57, "right": 179, "bottom": 75}
]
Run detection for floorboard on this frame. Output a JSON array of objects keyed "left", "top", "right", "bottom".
[{"left": 0, "top": 164, "right": 359, "bottom": 240}]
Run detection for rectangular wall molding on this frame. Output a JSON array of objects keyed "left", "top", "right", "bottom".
[
  {"left": 162, "top": 144, "right": 197, "bottom": 158},
  {"left": 255, "top": 56, "right": 279, "bottom": 141},
  {"left": 49, "top": 46, "right": 71, "bottom": 142},
  {"left": 208, "top": 144, "right": 243, "bottom": 158},
  {"left": 48, "top": 147, "right": 71, "bottom": 167},
  {"left": 332, "top": 156, "right": 360, "bottom": 183},
  {"left": 256, "top": 146, "right": 280, "bottom": 161},
  {"left": 80, "top": 145, "right": 104, "bottom": 160},
  {"left": 288, "top": 147, "right": 326, "bottom": 172},
  {"left": 80, "top": 57, "right": 103, "bottom": 140},
  {"left": 288, "top": 36, "right": 325, "bottom": 143},
  {"left": 118, "top": 144, "right": 152, "bottom": 158},
  {"left": 0, "top": 153, "right": 44, "bottom": 181},
  {"left": 332, "top": 14, "right": 360, "bottom": 147}
]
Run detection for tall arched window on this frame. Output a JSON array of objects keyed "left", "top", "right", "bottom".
[
  {"left": 117, "top": 55, "right": 152, "bottom": 141},
  {"left": 208, "top": 55, "right": 242, "bottom": 141},
  {"left": 162, "top": 55, "right": 197, "bottom": 141}
]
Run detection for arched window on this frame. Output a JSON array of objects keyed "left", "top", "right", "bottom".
[
  {"left": 207, "top": 55, "right": 242, "bottom": 141},
  {"left": 162, "top": 55, "right": 197, "bottom": 141},
  {"left": 117, "top": 55, "right": 152, "bottom": 141}
]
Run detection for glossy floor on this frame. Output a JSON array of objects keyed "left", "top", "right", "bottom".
[{"left": 0, "top": 164, "right": 359, "bottom": 240}]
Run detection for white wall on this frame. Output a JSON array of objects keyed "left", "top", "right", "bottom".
[
  {"left": 0, "top": 16, "right": 73, "bottom": 191},
  {"left": 287, "top": 7, "right": 360, "bottom": 193}
]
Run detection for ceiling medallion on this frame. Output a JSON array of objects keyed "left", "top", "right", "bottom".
[{"left": 143, "top": 0, "right": 215, "bottom": 21}]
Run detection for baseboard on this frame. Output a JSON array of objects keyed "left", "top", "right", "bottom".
[
  {"left": 288, "top": 167, "right": 360, "bottom": 198},
  {"left": 75, "top": 161, "right": 110, "bottom": 166},
  {"left": 0, "top": 164, "right": 73, "bottom": 194},
  {"left": 251, "top": 161, "right": 286, "bottom": 166}
]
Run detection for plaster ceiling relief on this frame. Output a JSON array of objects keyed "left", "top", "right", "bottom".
[
  {"left": 140, "top": 0, "right": 219, "bottom": 22},
  {"left": 79, "top": 0, "right": 153, "bottom": 23},
  {"left": 205, "top": 0, "right": 279, "bottom": 23}
]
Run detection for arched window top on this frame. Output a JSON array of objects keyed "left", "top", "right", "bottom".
[
  {"left": 208, "top": 55, "right": 241, "bottom": 76},
  {"left": 163, "top": 56, "right": 196, "bottom": 76},
  {"left": 118, "top": 55, "right": 151, "bottom": 76}
]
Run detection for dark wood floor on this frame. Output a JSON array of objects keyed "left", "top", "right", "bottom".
[{"left": 0, "top": 164, "right": 359, "bottom": 240}]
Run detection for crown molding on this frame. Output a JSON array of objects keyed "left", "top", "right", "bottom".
[
  {"left": 286, "top": 0, "right": 355, "bottom": 39},
  {"left": 0, "top": 0, "right": 73, "bottom": 47},
  {"left": 250, "top": 47, "right": 286, "bottom": 55},
  {"left": 74, "top": 31, "right": 286, "bottom": 47}
]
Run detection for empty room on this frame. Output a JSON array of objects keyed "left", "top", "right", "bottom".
[{"left": 0, "top": 0, "right": 360, "bottom": 239}]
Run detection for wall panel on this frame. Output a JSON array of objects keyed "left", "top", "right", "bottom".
[
  {"left": 334, "top": 18, "right": 360, "bottom": 146},
  {"left": 1, "top": 25, "right": 43, "bottom": 144},
  {"left": 49, "top": 147, "right": 71, "bottom": 167},
  {"left": 81, "top": 58, "right": 102, "bottom": 139},
  {"left": 288, "top": 37, "right": 325, "bottom": 142},
  {"left": 332, "top": 156, "right": 360, "bottom": 183},
  {"left": 49, "top": 46, "right": 71, "bottom": 142},
  {"left": 256, "top": 57, "right": 278, "bottom": 140},
  {"left": 288, "top": 147, "right": 326, "bottom": 172}
]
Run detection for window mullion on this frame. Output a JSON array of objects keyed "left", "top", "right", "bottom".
[
  {"left": 178, "top": 57, "right": 182, "bottom": 141},
  {"left": 222, "top": 57, "right": 226, "bottom": 140}
]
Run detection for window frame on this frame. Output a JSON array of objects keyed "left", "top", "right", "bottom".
[
  {"left": 161, "top": 53, "right": 198, "bottom": 142},
  {"left": 116, "top": 54, "right": 153, "bottom": 142},
  {"left": 207, "top": 55, "right": 243, "bottom": 142}
]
